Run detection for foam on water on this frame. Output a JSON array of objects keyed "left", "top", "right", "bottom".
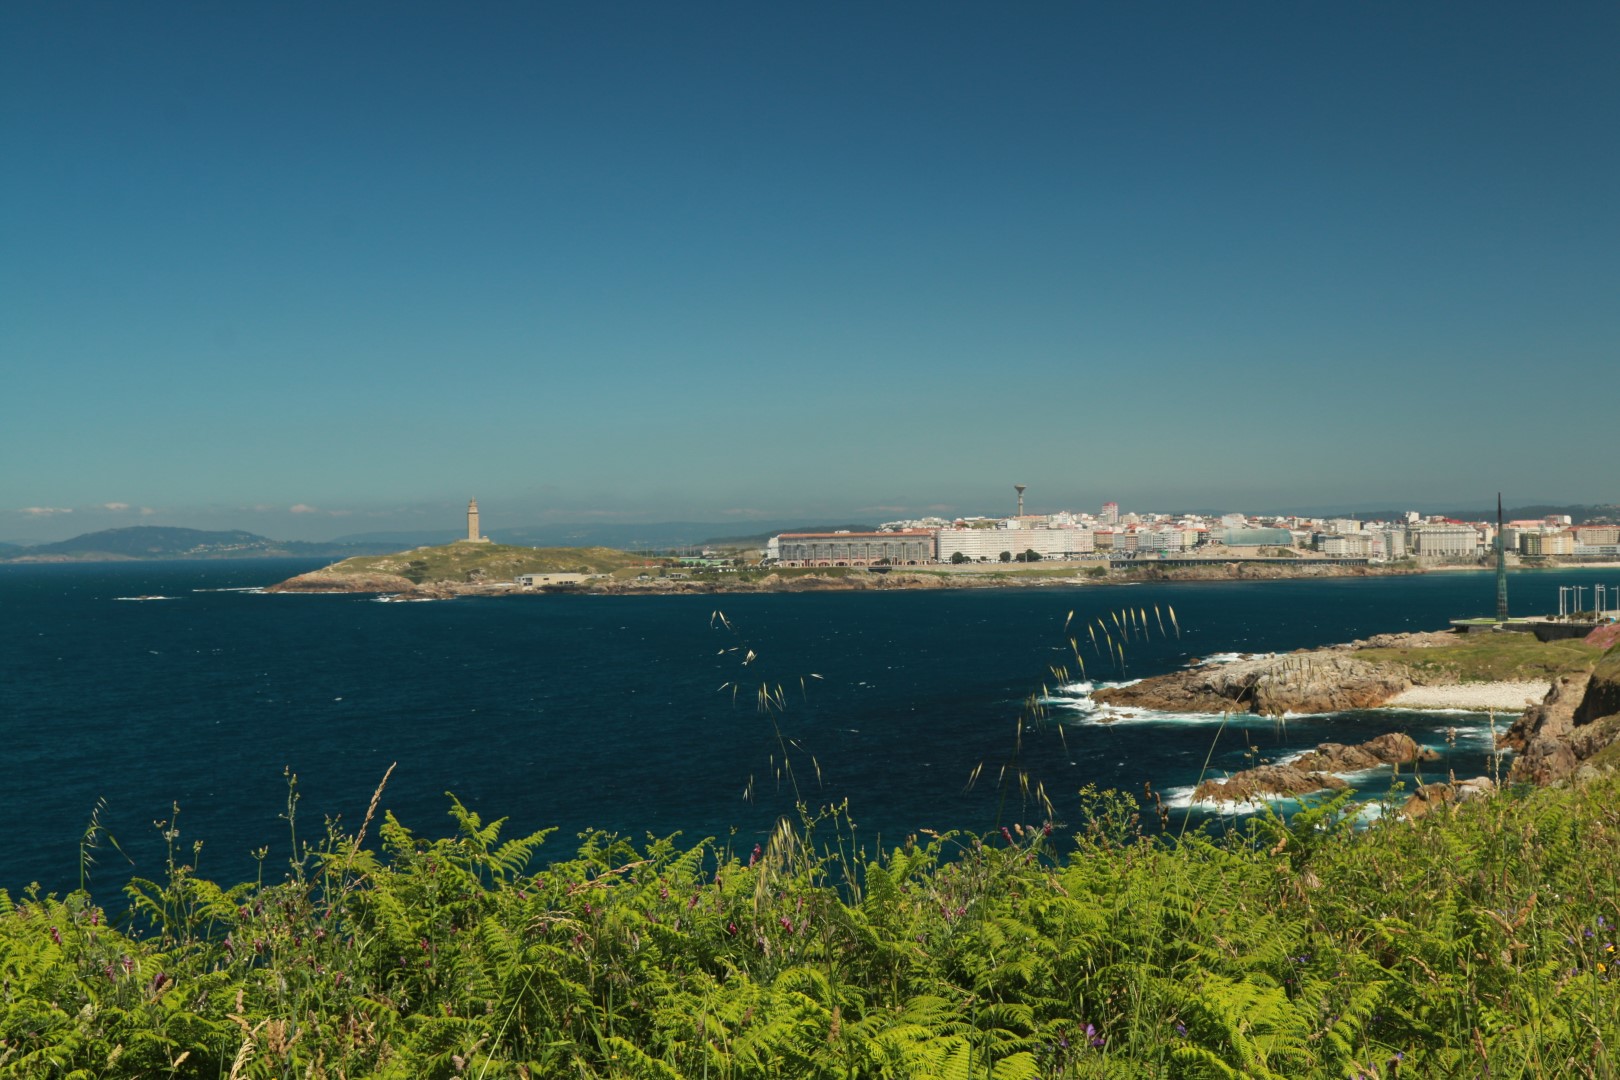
[
  {"left": 1050, "top": 678, "right": 1252, "bottom": 727},
  {"left": 1187, "top": 651, "right": 1275, "bottom": 667},
  {"left": 114, "top": 595, "right": 177, "bottom": 601}
]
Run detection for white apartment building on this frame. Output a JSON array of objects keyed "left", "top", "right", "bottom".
[
  {"left": 1521, "top": 531, "right": 1575, "bottom": 557},
  {"left": 1135, "top": 527, "right": 1187, "bottom": 552},
  {"left": 1317, "top": 532, "right": 1372, "bottom": 557},
  {"left": 1407, "top": 525, "right": 1480, "bottom": 558}
]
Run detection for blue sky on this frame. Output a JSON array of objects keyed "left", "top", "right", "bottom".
[{"left": 4, "top": 2, "right": 1616, "bottom": 541}]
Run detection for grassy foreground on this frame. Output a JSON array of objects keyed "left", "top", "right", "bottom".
[{"left": 4, "top": 779, "right": 1619, "bottom": 1079}]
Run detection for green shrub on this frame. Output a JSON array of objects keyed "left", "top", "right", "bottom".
[{"left": 5, "top": 777, "right": 1620, "bottom": 1077}]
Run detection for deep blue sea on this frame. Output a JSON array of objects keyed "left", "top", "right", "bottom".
[{"left": 3, "top": 560, "right": 1614, "bottom": 895}]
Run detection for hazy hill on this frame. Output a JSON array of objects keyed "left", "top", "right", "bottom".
[{"left": 1, "top": 526, "right": 399, "bottom": 562}]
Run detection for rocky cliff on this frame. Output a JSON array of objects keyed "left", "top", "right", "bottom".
[
  {"left": 1092, "top": 652, "right": 1411, "bottom": 717},
  {"left": 1503, "top": 645, "right": 1620, "bottom": 785},
  {"left": 266, "top": 570, "right": 423, "bottom": 595}
]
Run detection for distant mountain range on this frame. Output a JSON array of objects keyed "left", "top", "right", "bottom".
[
  {"left": 0, "top": 527, "right": 401, "bottom": 563},
  {"left": 0, "top": 521, "right": 876, "bottom": 563}
]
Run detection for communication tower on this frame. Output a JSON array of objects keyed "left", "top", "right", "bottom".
[{"left": 1495, "top": 492, "right": 1509, "bottom": 621}]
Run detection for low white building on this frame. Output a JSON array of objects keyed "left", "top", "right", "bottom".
[
  {"left": 936, "top": 526, "right": 1094, "bottom": 561},
  {"left": 517, "top": 573, "right": 590, "bottom": 587},
  {"left": 774, "top": 530, "right": 934, "bottom": 566}
]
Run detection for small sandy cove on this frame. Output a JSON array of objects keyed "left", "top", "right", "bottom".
[{"left": 1385, "top": 681, "right": 1551, "bottom": 711}]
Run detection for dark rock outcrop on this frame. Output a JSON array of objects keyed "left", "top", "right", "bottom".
[
  {"left": 1193, "top": 766, "right": 1349, "bottom": 804},
  {"left": 1401, "top": 776, "right": 1497, "bottom": 820},
  {"left": 1504, "top": 647, "right": 1620, "bottom": 785},
  {"left": 1193, "top": 731, "right": 1433, "bottom": 804},
  {"left": 1574, "top": 648, "right": 1620, "bottom": 726},
  {"left": 1290, "top": 732, "right": 1439, "bottom": 773}
]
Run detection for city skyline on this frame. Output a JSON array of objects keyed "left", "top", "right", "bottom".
[
  {"left": 4, "top": 488, "right": 1615, "bottom": 547},
  {"left": 5, "top": 3, "right": 1617, "bottom": 541}
]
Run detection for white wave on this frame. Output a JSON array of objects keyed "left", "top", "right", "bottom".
[
  {"left": 1187, "top": 652, "right": 1272, "bottom": 667},
  {"left": 1161, "top": 781, "right": 1279, "bottom": 814},
  {"left": 1066, "top": 701, "right": 1238, "bottom": 726},
  {"left": 190, "top": 587, "right": 265, "bottom": 593},
  {"left": 1048, "top": 677, "right": 1241, "bottom": 726},
  {"left": 114, "top": 595, "right": 176, "bottom": 601}
]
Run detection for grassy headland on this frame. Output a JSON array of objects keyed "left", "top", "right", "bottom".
[
  {"left": 1354, "top": 632, "right": 1603, "bottom": 684},
  {"left": 332, "top": 543, "right": 646, "bottom": 583},
  {"left": 270, "top": 542, "right": 649, "bottom": 593}
]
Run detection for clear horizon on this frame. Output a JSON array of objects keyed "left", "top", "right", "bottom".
[{"left": 6, "top": 3, "right": 1617, "bottom": 542}]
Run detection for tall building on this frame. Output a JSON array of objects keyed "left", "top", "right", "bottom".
[{"left": 1100, "top": 501, "right": 1119, "bottom": 525}]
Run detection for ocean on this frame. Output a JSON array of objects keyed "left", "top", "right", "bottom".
[{"left": 2, "top": 560, "right": 1612, "bottom": 895}]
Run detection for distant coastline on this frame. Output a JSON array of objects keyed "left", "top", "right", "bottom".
[{"left": 264, "top": 551, "right": 1425, "bottom": 599}]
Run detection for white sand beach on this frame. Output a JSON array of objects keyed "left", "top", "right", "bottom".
[{"left": 1385, "top": 682, "right": 1551, "bottom": 712}]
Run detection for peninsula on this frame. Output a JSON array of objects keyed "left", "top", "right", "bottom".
[{"left": 265, "top": 540, "right": 1416, "bottom": 598}]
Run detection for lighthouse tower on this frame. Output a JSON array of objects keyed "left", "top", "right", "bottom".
[{"left": 464, "top": 498, "right": 490, "bottom": 543}]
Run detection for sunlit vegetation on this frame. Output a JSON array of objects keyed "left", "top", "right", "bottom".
[
  {"left": 1355, "top": 634, "right": 1602, "bottom": 684},
  {"left": 5, "top": 772, "right": 1619, "bottom": 1078},
  {"left": 320, "top": 544, "right": 648, "bottom": 584}
]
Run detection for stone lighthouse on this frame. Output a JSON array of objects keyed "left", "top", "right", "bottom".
[{"left": 465, "top": 498, "right": 490, "bottom": 543}]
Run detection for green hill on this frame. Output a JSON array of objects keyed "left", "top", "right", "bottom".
[{"left": 318, "top": 542, "right": 648, "bottom": 584}]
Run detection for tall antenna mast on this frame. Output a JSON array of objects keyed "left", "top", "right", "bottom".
[{"left": 1495, "top": 491, "right": 1509, "bottom": 621}]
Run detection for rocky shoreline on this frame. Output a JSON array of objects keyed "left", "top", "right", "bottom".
[
  {"left": 1096, "top": 627, "right": 1620, "bottom": 813},
  {"left": 1192, "top": 732, "right": 1438, "bottom": 804},
  {"left": 265, "top": 559, "right": 1412, "bottom": 598}
]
